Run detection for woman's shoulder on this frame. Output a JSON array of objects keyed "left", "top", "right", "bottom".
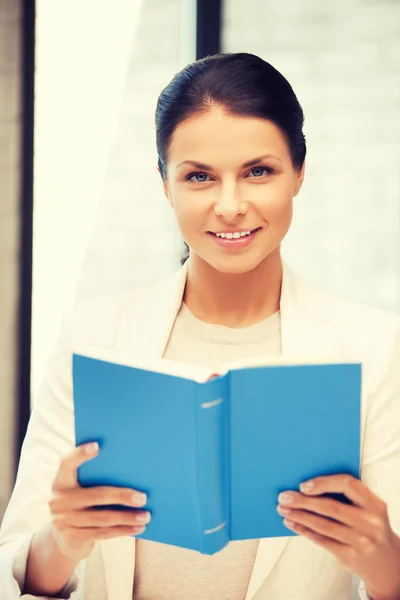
[
  {"left": 69, "top": 267, "right": 185, "bottom": 348},
  {"left": 326, "top": 286, "right": 399, "bottom": 334},
  {"left": 298, "top": 269, "right": 400, "bottom": 333},
  {"left": 305, "top": 276, "right": 400, "bottom": 368}
]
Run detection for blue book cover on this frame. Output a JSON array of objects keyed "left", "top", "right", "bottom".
[{"left": 72, "top": 352, "right": 361, "bottom": 555}]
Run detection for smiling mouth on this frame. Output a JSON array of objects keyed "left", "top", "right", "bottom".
[
  {"left": 207, "top": 227, "right": 262, "bottom": 249},
  {"left": 208, "top": 227, "right": 261, "bottom": 239}
]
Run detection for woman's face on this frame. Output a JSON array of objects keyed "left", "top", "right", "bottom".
[{"left": 162, "top": 107, "right": 305, "bottom": 274}]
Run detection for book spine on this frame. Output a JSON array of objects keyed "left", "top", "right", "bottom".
[{"left": 195, "top": 374, "right": 230, "bottom": 555}]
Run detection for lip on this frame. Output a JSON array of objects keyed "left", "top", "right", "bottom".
[
  {"left": 213, "top": 229, "right": 256, "bottom": 235},
  {"left": 208, "top": 227, "right": 261, "bottom": 249}
]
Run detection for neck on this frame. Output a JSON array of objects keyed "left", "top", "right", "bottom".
[{"left": 184, "top": 248, "right": 283, "bottom": 328}]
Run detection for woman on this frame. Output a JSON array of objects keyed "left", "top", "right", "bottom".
[{"left": 1, "top": 52, "right": 400, "bottom": 600}]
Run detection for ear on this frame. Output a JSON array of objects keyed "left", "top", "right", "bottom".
[
  {"left": 157, "top": 166, "right": 173, "bottom": 207},
  {"left": 293, "top": 161, "right": 306, "bottom": 197}
]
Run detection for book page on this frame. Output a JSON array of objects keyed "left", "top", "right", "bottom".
[
  {"left": 74, "top": 345, "right": 215, "bottom": 383},
  {"left": 74, "top": 346, "right": 361, "bottom": 384},
  {"left": 223, "top": 354, "right": 361, "bottom": 372}
]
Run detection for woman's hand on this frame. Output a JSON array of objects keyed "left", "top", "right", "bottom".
[
  {"left": 48, "top": 442, "right": 150, "bottom": 562},
  {"left": 277, "top": 474, "right": 400, "bottom": 600}
]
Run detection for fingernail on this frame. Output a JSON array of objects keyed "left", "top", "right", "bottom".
[
  {"left": 85, "top": 442, "right": 99, "bottom": 454},
  {"left": 283, "top": 519, "right": 296, "bottom": 528},
  {"left": 277, "top": 505, "right": 292, "bottom": 515},
  {"left": 300, "top": 481, "right": 314, "bottom": 492},
  {"left": 136, "top": 512, "right": 151, "bottom": 524},
  {"left": 132, "top": 492, "right": 147, "bottom": 506},
  {"left": 132, "top": 526, "right": 145, "bottom": 534},
  {"left": 278, "top": 492, "right": 294, "bottom": 505}
]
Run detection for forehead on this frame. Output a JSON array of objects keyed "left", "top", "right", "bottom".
[{"left": 168, "top": 107, "right": 290, "bottom": 164}]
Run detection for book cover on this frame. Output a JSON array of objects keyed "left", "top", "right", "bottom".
[{"left": 73, "top": 352, "right": 361, "bottom": 554}]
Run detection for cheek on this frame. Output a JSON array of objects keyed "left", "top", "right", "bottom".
[
  {"left": 255, "top": 181, "right": 294, "bottom": 223},
  {"left": 171, "top": 189, "right": 209, "bottom": 233}
]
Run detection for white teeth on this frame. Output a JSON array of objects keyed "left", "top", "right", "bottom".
[{"left": 216, "top": 230, "right": 252, "bottom": 239}]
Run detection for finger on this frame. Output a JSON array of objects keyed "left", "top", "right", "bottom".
[
  {"left": 50, "top": 486, "right": 147, "bottom": 512},
  {"left": 61, "top": 524, "right": 146, "bottom": 545},
  {"left": 279, "top": 508, "right": 354, "bottom": 545},
  {"left": 283, "top": 518, "right": 348, "bottom": 555},
  {"left": 279, "top": 493, "right": 379, "bottom": 535},
  {"left": 95, "top": 525, "right": 146, "bottom": 539},
  {"left": 299, "top": 475, "right": 375, "bottom": 509},
  {"left": 52, "top": 443, "right": 100, "bottom": 491},
  {"left": 61, "top": 509, "right": 151, "bottom": 529}
]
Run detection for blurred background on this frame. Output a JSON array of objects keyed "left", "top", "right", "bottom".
[{"left": 1, "top": 1, "right": 399, "bottom": 596}]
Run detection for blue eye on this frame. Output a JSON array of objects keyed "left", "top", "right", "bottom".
[
  {"left": 248, "top": 166, "right": 273, "bottom": 178},
  {"left": 186, "top": 171, "right": 210, "bottom": 183},
  {"left": 185, "top": 165, "right": 274, "bottom": 183}
]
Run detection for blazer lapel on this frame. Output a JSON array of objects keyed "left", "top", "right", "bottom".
[
  {"left": 279, "top": 260, "right": 336, "bottom": 358},
  {"left": 100, "top": 259, "right": 339, "bottom": 600},
  {"left": 97, "top": 536, "right": 135, "bottom": 600},
  {"left": 116, "top": 265, "right": 188, "bottom": 360}
]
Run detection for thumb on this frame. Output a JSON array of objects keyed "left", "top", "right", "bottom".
[{"left": 52, "top": 442, "right": 99, "bottom": 491}]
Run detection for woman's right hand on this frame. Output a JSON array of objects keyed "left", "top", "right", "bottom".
[{"left": 48, "top": 442, "right": 150, "bottom": 562}]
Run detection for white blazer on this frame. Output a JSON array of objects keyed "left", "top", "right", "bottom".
[{"left": 1, "top": 260, "right": 399, "bottom": 600}]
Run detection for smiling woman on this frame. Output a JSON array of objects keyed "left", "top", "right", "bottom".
[
  {"left": 1, "top": 52, "right": 400, "bottom": 600},
  {"left": 156, "top": 54, "right": 306, "bottom": 280},
  {"left": 153, "top": 54, "right": 308, "bottom": 327}
]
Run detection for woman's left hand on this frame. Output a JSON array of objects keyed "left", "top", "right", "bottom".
[{"left": 277, "top": 474, "right": 400, "bottom": 600}]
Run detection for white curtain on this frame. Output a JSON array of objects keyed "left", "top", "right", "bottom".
[{"left": 32, "top": 0, "right": 183, "bottom": 395}]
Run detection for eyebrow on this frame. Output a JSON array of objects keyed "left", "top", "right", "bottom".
[{"left": 176, "top": 154, "right": 283, "bottom": 171}]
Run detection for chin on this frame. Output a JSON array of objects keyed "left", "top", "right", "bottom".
[{"left": 204, "top": 253, "right": 266, "bottom": 275}]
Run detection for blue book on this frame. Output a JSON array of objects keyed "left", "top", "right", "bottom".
[{"left": 72, "top": 352, "right": 361, "bottom": 555}]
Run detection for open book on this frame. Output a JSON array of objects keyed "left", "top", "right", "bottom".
[{"left": 72, "top": 349, "right": 361, "bottom": 555}]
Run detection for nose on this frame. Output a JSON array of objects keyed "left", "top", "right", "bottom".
[{"left": 213, "top": 183, "right": 247, "bottom": 221}]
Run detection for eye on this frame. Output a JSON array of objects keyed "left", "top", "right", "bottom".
[
  {"left": 246, "top": 165, "right": 274, "bottom": 178},
  {"left": 185, "top": 171, "right": 212, "bottom": 183},
  {"left": 184, "top": 165, "right": 274, "bottom": 183}
]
